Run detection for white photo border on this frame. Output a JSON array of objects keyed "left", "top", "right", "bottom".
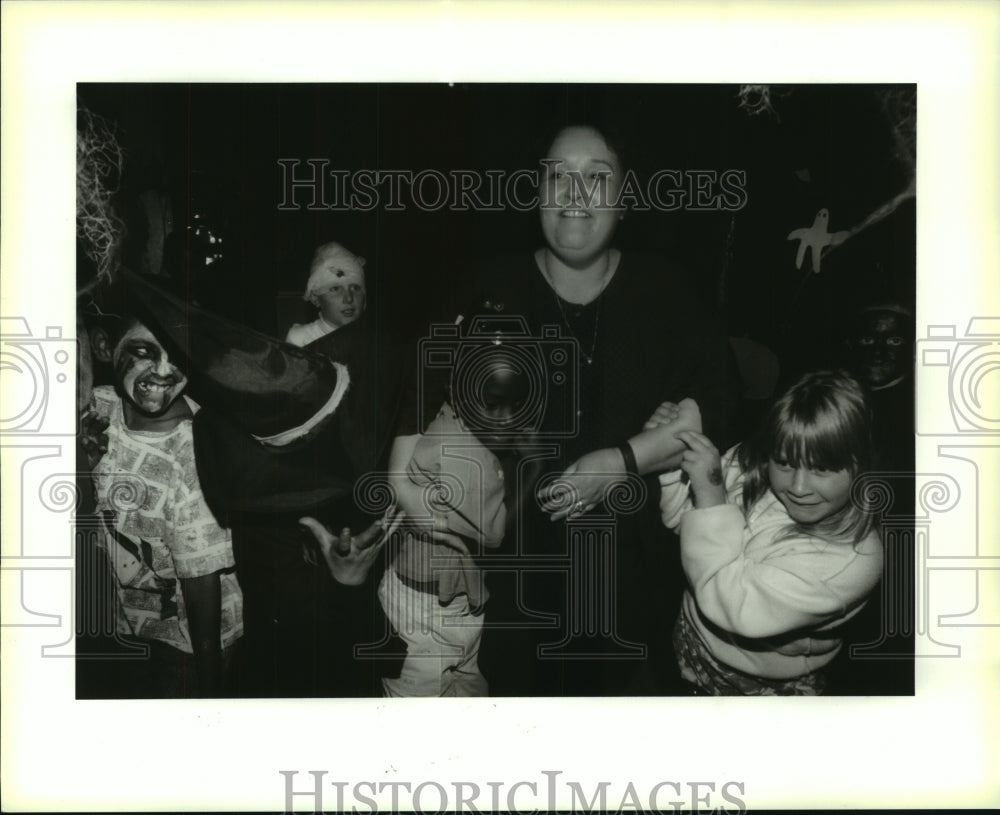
[{"left": 2, "top": 1, "right": 998, "bottom": 811}]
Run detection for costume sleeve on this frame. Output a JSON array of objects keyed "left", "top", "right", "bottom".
[
  {"left": 658, "top": 469, "right": 694, "bottom": 531},
  {"left": 192, "top": 406, "right": 355, "bottom": 522},
  {"left": 659, "top": 445, "right": 743, "bottom": 533},
  {"left": 163, "top": 428, "right": 235, "bottom": 579},
  {"left": 680, "top": 509, "right": 884, "bottom": 639},
  {"left": 408, "top": 421, "right": 507, "bottom": 548},
  {"left": 440, "top": 450, "right": 507, "bottom": 547}
]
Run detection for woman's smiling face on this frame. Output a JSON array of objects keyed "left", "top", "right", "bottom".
[{"left": 539, "top": 126, "right": 623, "bottom": 266}]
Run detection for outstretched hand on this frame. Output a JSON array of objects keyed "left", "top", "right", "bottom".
[{"left": 299, "top": 511, "right": 402, "bottom": 586}]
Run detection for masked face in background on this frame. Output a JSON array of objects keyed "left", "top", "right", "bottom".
[{"left": 849, "top": 309, "right": 913, "bottom": 390}]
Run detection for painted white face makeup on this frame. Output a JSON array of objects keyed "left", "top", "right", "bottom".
[{"left": 113, "top": 324, "right": 188, "bottom": 419}]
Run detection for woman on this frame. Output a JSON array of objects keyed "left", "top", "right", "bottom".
[{"left": 466, "top": 124, "right": 740, "bottom": 695}]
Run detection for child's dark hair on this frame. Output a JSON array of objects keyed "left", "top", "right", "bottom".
[
  {"left": 737, "top": 370, "right": 876, "bottom": 544},
  {"left": 447, "top": 321, "right": 532, "bottom": 436}
]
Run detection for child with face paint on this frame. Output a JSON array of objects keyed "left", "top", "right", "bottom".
[
  {"left": 380, "top": 335, "right": 539, "bottom": 697},
  {"left": 653, "top": 370, "right": 883, "bottom": 694},
  {"left": 86, "top": 315, "right": 243, "bottom": 697},
  {"left": 285, "top": 241, "right": 367, "bottom": 347},
  {"left": 845, "top": 303, "right": 915, "bottom": 474}
]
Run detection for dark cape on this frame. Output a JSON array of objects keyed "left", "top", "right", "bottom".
[{"left": 189, "top": 314, "right": 415, "bottom": 697}]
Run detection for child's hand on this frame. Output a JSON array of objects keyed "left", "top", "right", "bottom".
[
  {"left": 643, "top": 398, "right": 703, "bottom": 434},
  {"left": 638, "top": 398, "right": 703, "bottom": 471},
  {"left": 643, "top": 401, "right": 680, "bottom": 431},
  {"left": 299, "top": 510, "right": 402, "bottom": 586},
  {"left": 79, "top": 408, "right": 110, "bottom": 470},
  {"left": 675, "top": 430, "right": 726, "bottom": 509}
]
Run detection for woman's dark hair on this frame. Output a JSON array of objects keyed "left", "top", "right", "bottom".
[
  {"left": 737, "top": 369, "right": 876, "bottom": 544},
  {"left": 536, "top": 123, "right": 634, "bottom": 229},
  {"left": 538, "top": 122, "right": 631, "bottom": 175}
]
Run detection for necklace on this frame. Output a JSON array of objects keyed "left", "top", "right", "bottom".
[{"left": 543, "top": 251, "right": 611, "bottom": 366}]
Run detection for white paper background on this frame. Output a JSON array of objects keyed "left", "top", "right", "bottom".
[{"left": 2, "top": 1, "right": 998, "bottom": 811}]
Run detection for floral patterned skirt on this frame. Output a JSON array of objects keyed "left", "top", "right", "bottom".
[{"left": 673, "top": 607, "right": 826, "bottom": 696}]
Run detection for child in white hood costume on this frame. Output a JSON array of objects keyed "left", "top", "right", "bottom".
[{"left": 286, "top": 242, "right": 367, "bottom": 347}]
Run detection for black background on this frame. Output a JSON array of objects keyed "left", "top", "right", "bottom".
[{"left": 79, "top": 82, "right": 915, "bottom": 377}]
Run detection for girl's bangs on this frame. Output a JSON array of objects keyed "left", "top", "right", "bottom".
[{"left": 771, "top": 411, "right": 858, "bottom": 472}]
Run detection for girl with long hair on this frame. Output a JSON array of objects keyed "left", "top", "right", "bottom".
[{"left": 656, "top": 370, "right": 883, "bottom": 694}]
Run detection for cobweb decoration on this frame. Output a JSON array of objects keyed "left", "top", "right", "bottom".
[
  {"left": 826, "top": 87, "right": 917, "bottom": 254},
  {"left": 736, "top": 85, "right": 782, "bottom": 122},
  {"left": 881, "top": 87, "right": 916, "bottom": 173},
  {"left": 77, "top": 104, "right": 125, "bottom": 295},
  {"left": 781, "top": 87, "right": 917, "bottom": 314}
]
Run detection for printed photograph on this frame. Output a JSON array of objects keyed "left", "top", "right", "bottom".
[{"left": 74, "top": 82, "right": 917, "bottom": 700}]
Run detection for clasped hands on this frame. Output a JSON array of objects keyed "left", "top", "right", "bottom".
[{"left": 537, "top": 397, "right": 703, "bottom": 521}]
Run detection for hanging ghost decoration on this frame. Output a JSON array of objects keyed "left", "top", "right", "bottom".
[{"left": 787, "top": 208, "right": 851, "bottom": 275}]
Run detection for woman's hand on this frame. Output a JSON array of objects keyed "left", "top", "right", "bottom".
[
  {"left": 675, "top": 430, "right": 727, "bottom": 509},
  {"left": 537, "top": 447, "right": 625, "bottom": 522},
  {"left": 299, "top": 510, "right": 402, "bottom": 586}
]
